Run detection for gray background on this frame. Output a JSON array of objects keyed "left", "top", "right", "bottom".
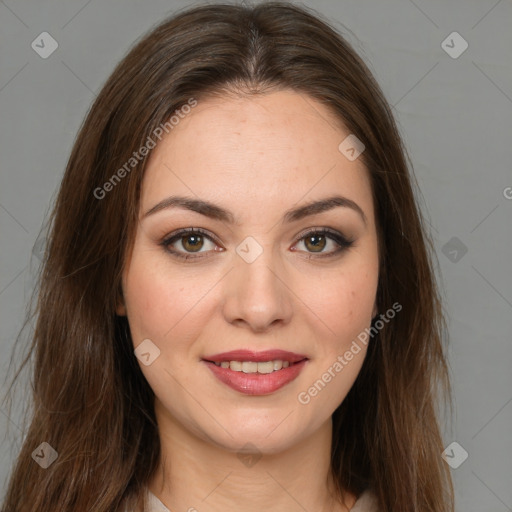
[{"left": 1, "top": 0, "right": 511, "bottom": 510}]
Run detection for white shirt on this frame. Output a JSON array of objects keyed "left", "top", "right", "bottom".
[{"left": 145, "top": 489, "right": 378, "bottom": 511}]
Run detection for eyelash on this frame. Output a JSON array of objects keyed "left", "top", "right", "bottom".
[{"left": 160, "top": 227, "right": 354, "bottom": 261}]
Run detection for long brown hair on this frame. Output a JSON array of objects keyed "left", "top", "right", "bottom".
[{"left": 1, "top": 2, "right": 453, "bottom": 510}]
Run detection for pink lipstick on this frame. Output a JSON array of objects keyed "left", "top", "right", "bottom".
[{"left": 202, "top": 350, "right": 308, "bottom": 395}]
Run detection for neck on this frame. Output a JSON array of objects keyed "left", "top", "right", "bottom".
[{"left": 148, "top": 398, "right": 356, "bottom": 512}]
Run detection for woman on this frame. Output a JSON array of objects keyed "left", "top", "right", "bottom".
[{"left": 1, "top": 2, "right": 454, "bottom": 511}]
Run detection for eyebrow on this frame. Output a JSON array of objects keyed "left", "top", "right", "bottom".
[{"left": 143, "top": 194, "right": 367, "bottom": 226}]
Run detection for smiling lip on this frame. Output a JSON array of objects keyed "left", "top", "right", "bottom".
[
  {"left": 203, "top": 349, "right": 308, "bottom": 364},
  {"left": 202, "top": 350, "right": 309, "bottom": 396}
]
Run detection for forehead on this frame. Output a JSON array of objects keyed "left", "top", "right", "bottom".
[{"left": 140, "top": 90, "right": 374, "bottom": 223}]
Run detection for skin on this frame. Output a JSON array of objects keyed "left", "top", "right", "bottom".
[{"left": 117, "top": 89, "right": 380, "bottom": 512}]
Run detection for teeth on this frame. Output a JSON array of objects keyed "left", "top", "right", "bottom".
[
  {"left": 242, "top": 361, "right": 258, "bottom": 373},
  {"left": 212, "top": 359, "right": 295, "bottom": 374},
  {"left": 257, "top": 361, "right": 274, "bottom": 374},
  {"left": 229, "top": 361, "right": 243, "bottom": 372}
]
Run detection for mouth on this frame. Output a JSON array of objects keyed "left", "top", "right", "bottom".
[
  {"left": 202, "top": 350, "right": 309, "bottom": 395},
  {"left": 204, "top": 358, "right": 307, "bottom": 374}
]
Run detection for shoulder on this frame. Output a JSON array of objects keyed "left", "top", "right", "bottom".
[{"left": 350, "top": 488, "right": 379, "bottom": 512}]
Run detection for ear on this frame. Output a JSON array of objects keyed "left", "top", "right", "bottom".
[{"left": 372, "top": 301, "right": 378, "bottom": 319}]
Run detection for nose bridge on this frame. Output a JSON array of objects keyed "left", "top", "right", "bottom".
[
  {"left": 238, "top": 243, "right": 280, "bottom": 292},
  {"left": 222, "top": 235, "right": 293, "bottom": 330}
]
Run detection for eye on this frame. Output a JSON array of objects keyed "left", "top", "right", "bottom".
[
  {"left": 160, "top": 227, "right": 354, "bottom": 261},
  {"left": 161, "top": 228, "right": 222, "bottom": 260},
  {"left": 292, "top": 228, "right": 354, "bottom": 258}
]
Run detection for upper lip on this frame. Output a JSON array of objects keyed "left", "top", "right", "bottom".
[{"left": 203, "top": 349, "right": 308, "bottom": 364}]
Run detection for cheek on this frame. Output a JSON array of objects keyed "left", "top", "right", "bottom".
[
  {"left": 301, "top": 264, "right": 378, "bottom": 347},
  {"left": 123, "top": 273, "right": 168, "bottom": 341},
  {"left": 122, "top": 247, "right": 224, "bottom": 362},
  {"left": 122, "top": 252, "right": 191, "bottom": 343},
  {"left": 295, "top": 268, "right": 377, "bottom": 412}
]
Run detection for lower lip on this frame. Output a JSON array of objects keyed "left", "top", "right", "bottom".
[{"left": 203, "top": 360, "right": 308, "bottom": 395}]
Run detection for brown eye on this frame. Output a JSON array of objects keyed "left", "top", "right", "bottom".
[
  {"left": 304, "top": 233, "right": 327, "bottom": 252},
  {"left": 181, "top": 233, "right": 204, "bottom": 252},
  {"left": 293, "top": 228, "right": 354, "bottom": 258},
  {"left": 161, "top": 228, "right": 220, "bottom": 259}
]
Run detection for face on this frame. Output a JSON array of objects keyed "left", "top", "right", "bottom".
[{"left": 117, "top": 89, "right": 379, "bottom": 454}]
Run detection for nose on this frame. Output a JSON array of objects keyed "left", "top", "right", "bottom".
[{"left": 221, "top": 246, "right": 294, "bottom": 333}]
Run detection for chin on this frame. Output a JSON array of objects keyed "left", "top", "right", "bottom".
[{"left": 202, "top": 419, "right": 309, "bottom": 456}]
